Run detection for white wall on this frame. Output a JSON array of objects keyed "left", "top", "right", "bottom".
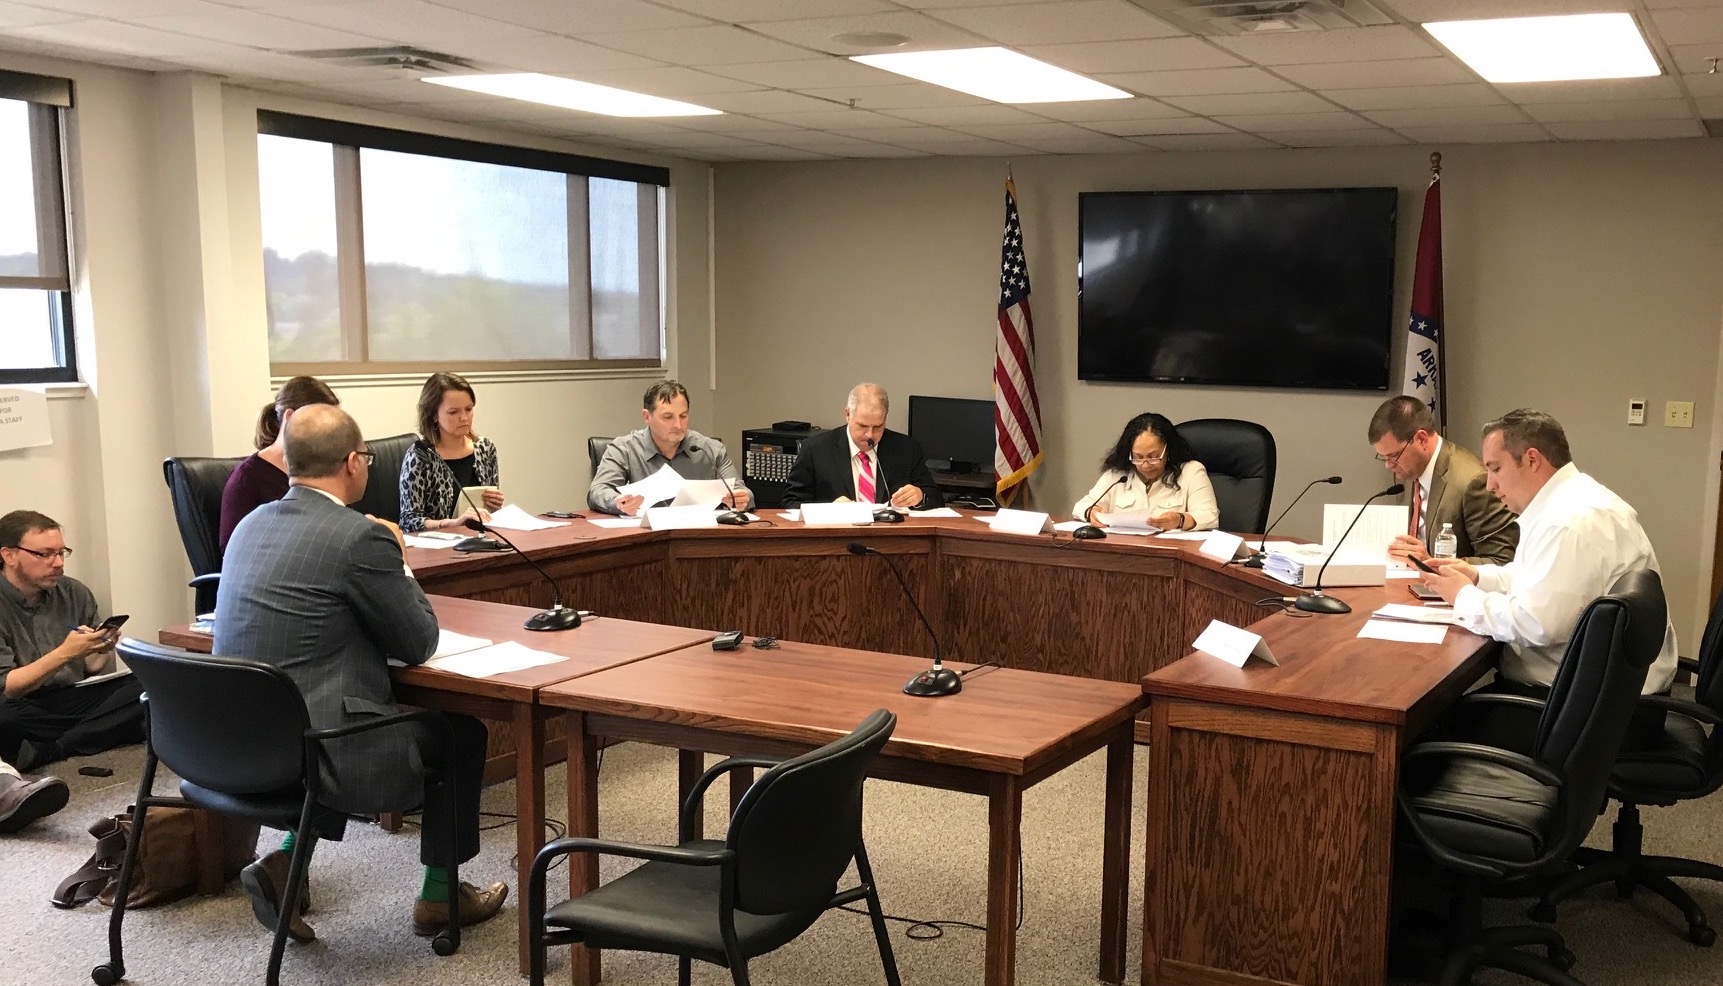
[{"left": 709, "top": 142, "right": 1723, "bottom": 642}]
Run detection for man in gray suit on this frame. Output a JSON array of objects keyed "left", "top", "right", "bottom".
[{"left": 217, "top": 404, "right": 505, "bottom": 943}]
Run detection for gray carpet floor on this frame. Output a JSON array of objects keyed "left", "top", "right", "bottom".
[{"left": 3, "top": 739, "right": 1722, "bottom": 986}]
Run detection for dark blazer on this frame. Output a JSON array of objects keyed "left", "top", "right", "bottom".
[
  {"left": 1419, "top": 439, "right": 1519, "bottom": 566},
  {"left": 782, "top": 427, "right": 943, "bottom": 510},
  {"left": 214, "top": 486, "right": 439, "bottom": 814}
]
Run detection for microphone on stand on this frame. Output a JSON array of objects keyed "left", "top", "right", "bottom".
[
  {"left": 713, "top": 461, "right": 750, "bottom": 526},
  {"left": 461, "top": 518, "right": 583, "bottom": 631},
  {"left": 1240, "top": 475, "right": 1343, "bottom": 568},
  {"left": 846, "top": 542, "right": 959, "bottom": 697},
  {"left": 452, "top": 487, "right": 506, "bottom": 552},
  {"left": 1074, "top": 474, "right": 1130, "bottom": 539},
  {"left": 1294, "top": 483, "right": 1405, "bottom": 615},
  {"left": 864, "top": 436, "right": 905, "bottom": 523}
]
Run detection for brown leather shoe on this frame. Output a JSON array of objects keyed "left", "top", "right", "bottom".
[
  {"left": 0, "top": 772, "right": 69, "bottom": 833},
  {"left": 412, "top": 881, "right": 508, "bottom": 936},
  {"left": 240, "top": 849, "right": 315, "bottom": 943}
]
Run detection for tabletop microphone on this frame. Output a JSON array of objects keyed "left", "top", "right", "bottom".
[
  {"left": 1240, "top": 475, "right": 1343, "bottom": 568},
  {"left": 846, "top": 542, "right": 959, "bottom": 697},
  {"left": 461, "top": 518, "right": 582, "bottom": 631},
  {"left": 715, "top": 468, "right": 750, "bottom": 526},
  {"left": 1079, "top": 474, "right": 1130, "bottom": 529},
  {"left": 1294, "top": 483, "right": 1404, "bottom": 615},
  {"left": 452, "top": 487, "right": 507, "bottom": 552},
  {"left": 864, "top": 436, "right": 905, "bottom": 523}
]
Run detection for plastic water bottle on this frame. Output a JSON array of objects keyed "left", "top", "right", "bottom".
[{"left": 1433, "top": 523, "right": 1458, "bottom": 560}]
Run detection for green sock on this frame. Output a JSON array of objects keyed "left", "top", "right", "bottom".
[
  {"left": 421, "top": 866, "right": 450, "bottom": 903},
  {"left": 279, "top": 831, "right": 296, "bottom": 855}
]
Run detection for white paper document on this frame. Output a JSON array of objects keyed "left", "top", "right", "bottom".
[
  {"left": 427, "top": 640, "right": 567, "bottom": 678},
  {"left": 405, "top": 533, "right": 462, "bottom": 549},
  {"left": 1358, "top": 620, "right": 1448, "bottom": 644},
  {"left": 643, "top": 504, "right": 719, "bottom": 530},
  {"left": 1192, "top": 619, "right": 1279, "bottom": 668},
  {"left": 432, "top": 629, "right": 493, "bottom": 660},
  {"left": 1052, "top": 520, "right": 1087, "bottom": 532},
  {"left": 484, "top": 504, "right": 569, "bottom": 531},
  {"left": 1156, "top": 530, "right": 1214, "bottom": 542},
  {"left": 1095, "top": 508, "right": 1161, "bottom": 533},
  {"left": 1371, "top": 603, "right": 1460, "bottom": 625},
  {"left": 1322, "top": 503, "right": 1410, "bottom": 557},
  {"left": 588, "top": 517, "right": 643, "bottom": 529},
  {"left": 672, "top": 479, "right": 735, "bottom": 508},
  {"left": 909, "top": 507, "right": 962, "bottom": 518},
  {"left": 616, "top": 463, "right": 685, "bottom": 509}
]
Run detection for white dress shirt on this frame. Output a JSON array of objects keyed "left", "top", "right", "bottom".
[
  {"left": 1071, "top": 461, "right": 1220, "bottom": 530},
  {"left": 1453, "top": 463, "right": 1676, "bottom": 694}
]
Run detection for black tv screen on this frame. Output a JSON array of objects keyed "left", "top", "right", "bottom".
[
  {"left": 909, "top": 395, "right": 994, "bottom": 472},
  {"left": 1077, "top": 187, "right": 1397, "bottom": 390}
]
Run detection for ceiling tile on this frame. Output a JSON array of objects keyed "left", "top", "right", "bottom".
[
  {"left": 1007, "top": 134, "right": 1148, "bottom": 154},
  {"left": 1214, "top": 111, "right": 1375, "bottom": 133},
  {"left": 1323, "top": 84, "right": 1508, "bottom": 111},
  {"left": 950, "top": 120, "right": 1107, "bottom": 139},
  {"left": 567, "top": 65, "right": 767, "bottom": 95},
  {"left": 666, "top": 114, "right": 805, "bottom": 133},
  {"left": 1524, "top": 98, "right": 1694, "bottom": 123},
  {"left": 657, "top": 0, "right": 895, "bottom": 18},
  {"left": 1697, "top": 94, "right": 1723, "bottom": 117},
  {"left": 839, "top": 125, "right": 975, "bottom": 143},
  {"left": 1645, "top": 0, "right": 1723, "bottom": 8},
  {"left": 1274, "top": 129, "right": 1411, "bottom": 148},
  {"left": 925, "top": 1, "right": 1184, "bottom": 46},
  {"left": 1023, "top": 36, "right": 1243, "bottom": 74},
  {"left": 1132, "top": 132, "right": 1276, "bottom": 151},
  {"left": 30, "top": 0, "right": 211, "bottom": 15},
  {"left": 1099, "top": 66, "right": 1295, "bottom": 97},
  {"left": 1501, "top": 76, "right": 1684, "bottom": 103},
  {"left": 715, "top": 144, "right": 839, "bottom": 160},
  {"left": 1651, "top": 6, "right": 1723, "bottom": 45},
  {"left": 0, "top": 2, "right": 81, "bottom": 28},
  {"left": 271, "top": 1, "right": 548, "bottom": 49},
  {"left": 800, "top": 83, "right": 990, "bottom": 109},
  {"left": 301, "top": 78, "right": 498, "bottom": 103},
  {"left": 1040, "top": 96, "right": 1187, "bottom": 121},
  {"left": 742, "top": 11, "right": 988, "bottom": 55},
  {"left": 1162, "top": 90, "right": 1336, "bottom": 115},
  {"left": 427, "top": 0, "right": 709, "bottom": 35},
  {"left": 874, "top": 103, "right": 1054, "bottom": 126},
  {"left": 8, "top": 18, "right": 280, "bottom": 57},
  {"left": 704, "top": 56, "right": 897, "bottom": 88},
  {"left": 751, "top": 107, "right": 919, "bottom": 129},
  {"left": 131, "top": 7, "right": 391, "bottom": 49},
  {"left": 875, "top": 136, "right": 1031, "bottom": 156},
  {"left": 694, "top": 89, "right": 852, "bottom": 113},
  {"left": 1667, "top": 43, "right": 1723, "bottom": 75},
  {"left": 1376, "top": 0, "right": 1625, "bottom": 19},
  {"left": 581, "top": 24, "right": 823, "bottom": 65},
  {"left": 1546, "top": 118, "right": 1706, "bottom": 140},
  {"left": 1084, "top": 116, "right": 1231, "bottom": 136},
  {"left": 1363, "top": 104, "right": 1533, "bottom": 128},
  {"left": 1682, "top": 70, "right": 1723, "bottom": 98},
  {"left": 1391, "top": 123, "right": 1551, "bottom": 143},
  {"left": 624, "top": 131, "right": 775, "bottom": 151},
  {"left": 893, "top": 0, "right": 1092, "bottom": 7},
  {"left": 464, "top": 34, "right": 664, "bottom": 74},
  {"left": 1273, "top": 57, "right": 1474, "bottom": 90},
  {"left": 1212, "top": 25, "right": 1442, "bottom": 66}
]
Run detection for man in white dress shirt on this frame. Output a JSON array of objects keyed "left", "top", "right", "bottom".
[{"left": 1423, "top": 408, "right": 1676, "bottom": 745}]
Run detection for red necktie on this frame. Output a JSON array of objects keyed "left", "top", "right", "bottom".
[
  {"left": 1409, "top": 484, "right": 1423, "bottom": 539},
  {"left": 857, "top": 451, "right": 876, "bottom": 504}
]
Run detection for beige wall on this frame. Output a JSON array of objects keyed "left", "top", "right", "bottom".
[{"left": 710, "top": 141, "right": 1723, "bottom": 641}]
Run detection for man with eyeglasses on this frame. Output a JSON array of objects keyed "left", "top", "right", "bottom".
[
  {"left": 0, "top": 509, "right": 146, "bottom": 777},
  {"left": 1367, "top": 395, "right": 1518, "bottom": 566}
]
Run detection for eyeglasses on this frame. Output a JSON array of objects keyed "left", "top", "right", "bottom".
[
  {"left": 1373, "top": 440, "right": 1412, "bottom": 464},
  {"left": 6, "top": 545, "right": 72, "bottom": 560},
  {"left": 353, "top": 449, "right": 376, "bottom": 465},
  {"left": 1128, "top": 452, "right": 1167, "bottom": 465}
]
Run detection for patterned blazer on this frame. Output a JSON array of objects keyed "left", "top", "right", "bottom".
[
  {"left": 215, "top": 486, "right": 439, "bottom": 814},
  {"left": 398, "top": 436, "right": 500, "bottom": 532}
]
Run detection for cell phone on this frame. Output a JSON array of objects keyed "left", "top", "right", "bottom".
[
  {"left": 711, "top": 630, "right": 744, "bottom": 651},
  {"left": 542, "top": 510, "right": 582, "bottom": 519},
  {"left": 1407, "top": 555, "right": 1436, "bottom": 574},
  {"left": 97, "top": 614, "right": 129, "bottom": 632},
  {"left": 1408, "top": 583, "right": 1443, "bottom": 601}
]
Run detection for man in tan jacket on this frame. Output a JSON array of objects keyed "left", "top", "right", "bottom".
[{"left": 1367, "top": 396, "right": 1518, "bottom": 565}]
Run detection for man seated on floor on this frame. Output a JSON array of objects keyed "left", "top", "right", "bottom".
[
  {"left": 0, "top": 755, "right": 67, "bottom": 833},
  {"left": 217, "top": 404, "right": 506, "bottom": 944},
  {"left": 0, "top": 510, "right": 145, "bottom": 773}
]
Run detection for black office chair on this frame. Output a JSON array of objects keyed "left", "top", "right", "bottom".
[
  {"left": 1531, "top": 584, "right": 1723, "bottom": 946},
  {"left": 1175, "top": 418, "right": 1276, "bottom": 533},
  {"left": 162, "top": 455, "right": 242, "bottom": 615},
  {"left": 1397, "top": 569, "right": 1668, "bottom": 985},
  {"left": 587, "top": 437, "right": 614, "bottom": 482},
  {"left": 94, "top": 639, "right": 463, "bottom": 986},
  {"left": 526, "top": 709, "right": 902, "bottom": 986},
  {"left": 350, "top": 432, "right": 417, "bottom": 523}
]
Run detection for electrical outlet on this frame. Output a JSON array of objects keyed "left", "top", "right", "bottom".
[
  {"left": 1628, "top": 399, "right": 1646, "bottom": 426},
  {"left": 1665, "top": 401, "right": 1695, "bottom": 429}
]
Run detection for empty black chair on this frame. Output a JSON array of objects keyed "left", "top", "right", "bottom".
[
  {"left": 586, "top": 437, "right": 614, "bottom": 482},
  {"left": 1397, "top": 569, "right": 1668, "bottom": 985},
  {"left": 162, "top": 455, "right": 242, "bottom": 615},
  {"left": 350, "top": 432, "right": 417, "bottom": 523},
  {"left": 93, "top": 639, "right": 463, "bottom": 986},
  {"left": 1175, "top": 418, "right": 1276, "bottom": 533},
  {"left": 527, "top": 709, "right": 902, "bottom": 986},
  {"left": 1532, "top": 584, "right": 1723, "bottom": 945}
]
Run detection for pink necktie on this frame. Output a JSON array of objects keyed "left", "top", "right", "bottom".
[
  {"left": 1410, "top": 484, "right": 1423, "bottom": 539},
  {"left": 857, "top": 451, "right": 876, "bottom": 504}
]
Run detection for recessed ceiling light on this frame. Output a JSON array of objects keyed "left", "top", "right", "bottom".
[
  {"left": 424, "top": 73, "right": 722, "bottom": 117},
  {"left": 1424, "top": 12, "right": 1660, "bottom": 84},
  {"left": 851, "top": 47, "right": 1131, "bottom": 104},
  {"left": 832, "top": 31, "right": 910, "bottom": 49}
]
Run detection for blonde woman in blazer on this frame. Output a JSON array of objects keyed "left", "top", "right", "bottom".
[{"left": 1073, "top": 412, "right": 1219, "bottom": 531}]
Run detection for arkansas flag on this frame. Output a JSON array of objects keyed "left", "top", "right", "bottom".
[{"left": 1402, "top": 169, "right": 1443, "bottom": 425}]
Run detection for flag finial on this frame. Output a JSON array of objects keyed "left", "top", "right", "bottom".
[{"left": 1429, "top": 151, "right": 1442, "bottom": 178}]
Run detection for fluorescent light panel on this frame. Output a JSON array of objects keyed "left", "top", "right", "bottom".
[
  {"left": 424, "top": 73, "right": 721, "bottom": 117},
  {"left": 851, "top": 47, "right": 1130, "bottom": 104},
  {"left": 1424, "top": 12, "right": 1660, "bottom": 84}
]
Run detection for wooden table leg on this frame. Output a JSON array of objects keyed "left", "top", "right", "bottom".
[
  {"left": 1099, "top": 727, "right": 1133, "bottom": 985},
  {"left": 985, "top": 774, "right": 1023, "bottom": 986},
  {"left": 567, "top": 713, "right": 601, "bottom": 986},
  {"left": 679, "top": 750, "right": 704, "bottom": 839},
  {"left": 513, "top": 703, "right": 546, "bottom": 977}
]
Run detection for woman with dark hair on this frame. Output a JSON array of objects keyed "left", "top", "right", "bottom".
[
  {"left": 398, "top": 372, "right": 504, "bottom": 533},
  {"left": 1072, "top": 412, "right": 1219, "bottom": 531},
  {"left": 218, "top": 376, "right": 339, "bottom": 552}
]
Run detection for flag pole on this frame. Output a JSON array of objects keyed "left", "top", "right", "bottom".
[{"left": 1429, "top": 152, "right": 1446, "bottom": 431}]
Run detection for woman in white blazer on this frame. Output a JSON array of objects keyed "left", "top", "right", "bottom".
[{"left": 1073, "top": 412, "right": 1220, "bottom": 531}]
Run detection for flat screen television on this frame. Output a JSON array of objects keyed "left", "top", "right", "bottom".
[
  {"left": 908, "top": 395, "right": 994, "bottom": 473},
  {"left": 1077, "top": 187, "right": 1398, "bottom": 391}
]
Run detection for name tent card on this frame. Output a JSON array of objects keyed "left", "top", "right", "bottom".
[
  {"left": 1192, "top": 619, "right": 1279, "bottom": 668},
  {"left": 800, "top": 502, "right": 875, "bottom": 527},
  {"left": 991, "top": 508, "right": 1052, "bottom": 536},
  {"left": 1197, "top": 531, "right": 1245, "bottom": 562},
  {"left": 643, "top": 504, "right": 720, "bottom": 530}
]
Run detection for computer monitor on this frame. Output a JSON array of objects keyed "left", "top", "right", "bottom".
[{"left": 908, "top": 396, "right": 994, "bottom": 473}]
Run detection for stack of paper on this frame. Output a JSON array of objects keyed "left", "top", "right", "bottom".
[
  {"left": 1263, "top": 543, "right": 1387, "bottom": 588},
  {"left": 427, "top": 640, "right": 567, "bottom": 678},
  {"left": 1095, "top": 508, "right": 1161, "bottom": 533},
  {"left": 1370, "top": 603, "right": 1459, "bottom": 625},
  {"left": 484, "top": 504, "right": 569, "bottom": 531}
]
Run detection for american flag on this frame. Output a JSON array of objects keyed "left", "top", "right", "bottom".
[
  {"left": 994, "top": 179, "right": 1043, "bottom": 503},
  {"left": 1402, "top": 165, "right": 1444, "bottom": 426}
]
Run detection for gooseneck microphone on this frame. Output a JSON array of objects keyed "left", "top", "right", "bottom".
[
  {"left": 1082, "top": 474, "right": 1130, "bottom": 525},
  {"left": 846, "top": 541, "right": 959, "bottom": 697},
  {"left": 1241, "top": 475, "right": 1343, "bottom": 568},
  {"left": 461, "top": 518, "right": 582, "bottom": 631},
  {"left": 1294, "top": 483, "right": 1405, "bottom": 615}
]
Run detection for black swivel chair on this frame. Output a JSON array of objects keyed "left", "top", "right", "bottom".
[
  {"left": 162, "top": 456, "right": 242, "bottom": 615},
  {"left": 1397, "top": 569, "right": 1668, "bottom": 985},
  {"left": 1175, "top": 418, "right": 1276, "bottom": 533},
  {"left": 1531, "top": 584, "right": 1723, "bottom": 946},
  {"left": 527, "top": 709, "right": 902, "bottom": 986},
  {"left": 94, "top": 639, "right": 463, "bottom": 986},
  {"left": 350, "top": 432, "right": 418, "bottom": 524},
  {"left": 586, "top": 437, "right": 614, "bottom": 482}
]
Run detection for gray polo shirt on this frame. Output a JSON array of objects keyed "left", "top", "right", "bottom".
[
  {"left": 0, "top": 573, "right": 99, "bottom": 693},
  {"left": 586, "top": 428, "right": 751, "bottom": 515}
]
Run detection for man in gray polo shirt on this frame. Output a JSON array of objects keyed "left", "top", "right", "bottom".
[{"left": 587, "top": 380, "right": 752, "bottom": 516}]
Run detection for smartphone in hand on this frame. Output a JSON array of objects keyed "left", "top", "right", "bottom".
[
  {"left": 97, "top": 614, "right": 129, "bottom": 633},
  {"left": 1407, "top": 555, "right": 1436, "bottom": 574}
]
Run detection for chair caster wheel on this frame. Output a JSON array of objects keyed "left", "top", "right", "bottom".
[
  {"left": 1548, "top": 946, "right": 1576, "bottom": 971},
  {"left": 1688, "top": 924, "right": 1715, "bottom": 947},
  {"left": 1529, "top": 901, "right": 1557, "bottom": 923},
  {"left": 92, "top": 962, "right": 123, "bottom": 985},
  {"left": 432, "top": 931, "right": 459, "bottom": 956}
]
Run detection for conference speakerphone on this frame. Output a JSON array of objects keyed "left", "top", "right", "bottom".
[{"left": 742, "top": 424, "right": 821, "bottom": 509}]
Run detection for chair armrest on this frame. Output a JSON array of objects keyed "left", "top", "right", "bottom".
[
  {"left": 1678, "top": 656, "right": 1701, "bottom": 677},
  {"left": 307, "top": 707, "right": 453, "bottom": 743},
  {"left": 188, "top": 572, "right": 221, "bottom": 589},
  {"left": 527, "top": 838, "right": 733, "bottom": 931},
  {"left": 1451, "top": 692, "right": 1547, "bottom": 714},
  {"left": 1403, "top": 740, "right": 1564, "bottom": 788},
  {"left": 678, "top": 755, "right": 783, "bottom": 842},
  {"left": 1637, "top": 693, "right": 1722, "bottom": 727}
]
